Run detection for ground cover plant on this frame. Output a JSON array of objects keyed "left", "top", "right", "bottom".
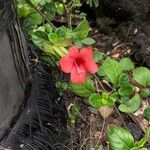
[{"left": 17, "top": 0, "right": 150, "bottom": 149}]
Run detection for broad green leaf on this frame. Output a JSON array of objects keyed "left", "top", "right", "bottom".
[
  {"left": 138, "top": 127, "right": 150, "bottom": 148},
  {"left": 118, "top": 94, "right": 141, "bottom": 113},
  {"left": 81, "top": 38, "right": 96, "bottom": 45},
  {"left": 130, "top": 148, "right": 140, "bottom": 150},
  {"left": 27, "top": 12, "right": 43, "bottom": 26},
  {"left": 17, "top": 4, "right": 34, "bottom": 18},
  {"left": 52, "top": 46, "right": 67, "bottom": 57},
  {"left": 108, "top": 126, "right": 135, "bottom": 150},
  {"left": 100, "top": 58, "right": 123, "bottom": 86},
  {"left": 118, "top": 84, "right": 134, "bottom": 96},
  {"left": 48, "top": 33, "right": 59, "bottom": 43},
  {"left": 73, "top": 20, "right": 90, "bottom": 40},
  {"left": 144, "top": 107, "right": 150, "bottom": 120},
  {"left": 140, "top": 88, "right": 150, "bottom": 98},
  {"left": 120, "top": 58, "right": 134, "bottom": 71},
  {"left": 31, "top": 30, "right": 48, "bottom": 48},
  {"left": 89, "top": 93, "right": 102, "bottom": 109},
  {"left": 119, "top": 73, "right": 129, "bottom": 86},
  {"left": 43, "top": 42, "right": 57, "bottom": 56},
  {"left": 93, "top": 51, "right": 105, "bottom": 63},
  {"left": 70, "top": 76, "right": 95, "bottom": 97},
  {"left": 34, "top": 31, "right": 48, "bottom": 40},
  {"left": 133, "top": 67, "right": 150, "bottom": 87}
]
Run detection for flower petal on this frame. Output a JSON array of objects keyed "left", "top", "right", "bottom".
[
  {"left": 70, "top": 65, "right": 87, "bottom": 84},
  {"left": 80, "top": 47, "right": 93, "bottom": 60},
  {"left": 84, "top": 60, "right": 98, "bottom": 74},
  {"left": 69, "top": 45, "right": 79, "bottom": 58},
  {"left": 60, "top": 56, "right": 74, "bottom": 73}
]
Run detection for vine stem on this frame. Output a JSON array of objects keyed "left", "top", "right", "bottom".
[{"left": 25, "top": 0, "right": 56, "bottom": 29}]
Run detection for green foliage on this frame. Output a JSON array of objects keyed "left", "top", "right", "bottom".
[
  {"left": 73, "top": 19, "right": 91, "bottom": 40},
  {"left": 133, "top": 67, "right": 150, "bottom": 87},
  {"left": 118, "top": 94, "right": 141, "bottom": 113},
  {"left": 120, "top": 57, "right": 134, "bottom": 71},
  {"left": 70, "top": 76, "right": 95, "bottom": 97},
  {"left": 108, "top": 126, "right": 150, "bottom": 150},
  {"left": 89, "top": 92, "right": 116, "bottom": 109},
  {"left": 68, "top": 104, "right": 80, "bottom": 125},
  {"left": 144, "top": 107, "right": 150, "bottom": 120},
  {"left": 140, "top": 88, "right": 150, "bottom": 98},
  {"left": 98, "top": 58, "right": 123, "bottom": 86},
  {"left": 93, "top": 51, "right": 105, "bottom": 63},
  {"left": 108, "top": 126, "right": 135, "bottom": 150},
  {"left": 86, "top": 0, "right": 100, "bottom": 7}
]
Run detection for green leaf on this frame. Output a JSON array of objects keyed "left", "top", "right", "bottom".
[
  {"left": 100, "top": 58, "right": 123, "bottom": 86},
  {"left": 119, "top": 73, "right": 129, "bottom": 86},
  {"left": 89, "top": 93, "right": 102, "bottom": 109},
  {"left": 144, "top": 107, "right": 150, "bottom": 120},
  {"left": 17, "top": 4, "right": 34, "bottom": 18},
  {"left": 89, "top": 92, "right": 116, "bottom": 109},
  {"left": 81, "top": 38, "right": 96, "bottom": 45},
  {"left": 48, "top": 33, "right": 59, "bottom": 43},
  {"left": 118, "top": 94, "right": 141, "bottom": 113},
  {"left": 93, "top": 51, "right": 105, "bottom": 63},
  {"left": 140, "top": 88, "right": 150, "bottom": 98},
  {"left": 70, "top": 76, "right": 95, "bottom": 97},
  {"left": 108, "top": 126, "right": 135, "bottom": 150},
  {"left": 27, "top": 12, "right": 43, "bottom": 26},
  {"left": 43, "top": 42, "right": 57, "bottom": 56},
  {"left": 120, "top": 58, "right": 134, "bottom": 71},
  {"left": 133, "top": 67, "right": 150, "bottom": 87},
  {"left": 118, "top": 84, "right": 134, "bottom": 96},
  {"left": 34, "top": 31, "right": 48, "bottom": 40},
  {"left": 75, "top": 40, "right": 83, "bottom": 48},
  {"left": 138, "top": 127, "right": 150, "bottom": 148},
  {"left": 69, "top": 104, "right": 80, "bottom": 125},
  {"left": 73, "top": 19, "right": 90, "bottom": 40}
]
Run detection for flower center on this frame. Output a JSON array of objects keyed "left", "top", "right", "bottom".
[
  {"left": 74, "top": 57, "right": 85, "bottom": 74},
  {"left": 75, "top": 57, "right": 84, "bottom": 66}
]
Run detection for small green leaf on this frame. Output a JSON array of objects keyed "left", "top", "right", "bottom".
[
  {"left": 89, "top": 93, "right": 102, "bottom": 109},
  {"left": 93, "top": 51, "right": 105, "bottom": 63},
  {"left": 119, "top": 73, "right": 129, "bottom": 86},
  {"left": 118, "top": 94, "right": 141, "bottom": 113},
  {"left": 144, "top": 107, "right": 150, "bottom": 120},
  {"left": 73, "top": 19, "right": 90, "bottom": 40},
  {"left": 75, "top": 40, "right": 83, "bottom": 48},
  {"left": 140, "top": 88, "right": 150, "bottom": 98},
  {"left": 120, "top": 57, "right": 134, "bottom": 71},
  {"left": 70, "top": 76, "right": 95, "bottom": 97},
  {"left": 48, "top": 33, "right": 59, "bottom": 43},
  {"left": 89, "top": 92, "right": 116, "bottom": 109},
  {"left": 133, "top": 67, "right": 150, "bottom": 87},
  {"left": 100, "top": 58, "right": 123, "bottom": 86},
  {"left": 108, "top": 126, "right": 135, "bottom": 150},
  {"left": 81, "top": 38, "right": 96, "bottom": 45},
  {"left": 118, "top": 84, "right": 134, "bottom": 96},
  {"left": 69, "top": 104, "right": 80, "bottom": 125},
  {"left": 138, "top": 127, "right": 150, "bottom": 148}
]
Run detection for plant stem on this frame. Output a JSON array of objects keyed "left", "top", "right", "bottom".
[{"left": 25, "top": 0, "right": 56, "bottom": 29}]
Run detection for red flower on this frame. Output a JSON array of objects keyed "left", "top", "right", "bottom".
[{"left": 60, "top": 45, "right": 98, "bottom": 84}]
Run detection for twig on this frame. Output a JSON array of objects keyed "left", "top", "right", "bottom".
[
  {"left": 94, "top": 74, "right": 107, "bottom": 92},
  {"left": 25, "top": 0, "right": 56, "bottom": 29},
  {"left": 115, "top": 106, "right": 127, "bottom": 128},
  {"left": 95, "top": 118, "right": 106, "bottom": 148}
]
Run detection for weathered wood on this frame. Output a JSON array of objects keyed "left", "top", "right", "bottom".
[{"left": 0, "top": 2, "right": 29, "bottom": 139}]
